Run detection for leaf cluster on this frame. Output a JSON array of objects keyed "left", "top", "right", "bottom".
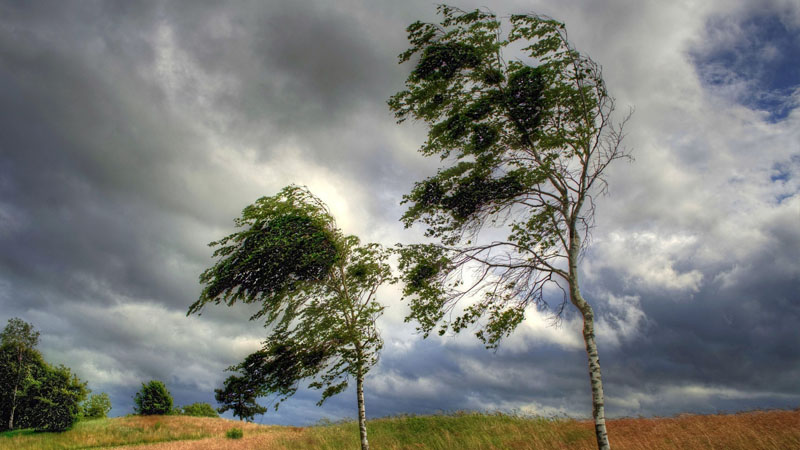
[{"left": 189, "top": 185, "right": 340, "bottom": 322}]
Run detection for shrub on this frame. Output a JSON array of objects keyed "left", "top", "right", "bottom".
[
  {"left": 226, "top": 427, "right": 243, "bottom": 439},
  {"left": 82, "top": 392, "right": 112, "bottom": 419},
  {"left": 179, "top": 402, "right": 219, "bottom": 417},
  {"left": 133, "top": 380, "right": 173, "bottom": 415}
]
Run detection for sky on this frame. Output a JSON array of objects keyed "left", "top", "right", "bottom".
[{"left": 1, "top": 0, "right": 798, "bottom": 425}]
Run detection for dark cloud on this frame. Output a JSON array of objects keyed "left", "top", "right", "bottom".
[{"left": 1, "top": 0, "right": 798, "bottom": 425}]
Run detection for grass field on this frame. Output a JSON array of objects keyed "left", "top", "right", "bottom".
[{"left": 1, "top": 409, "right": 798, "bottom": 449}]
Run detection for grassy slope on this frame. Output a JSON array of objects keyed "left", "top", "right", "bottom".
[
  {"left": 1, "top": 410, "right": 798, "bottom": 449},
  {"left": 0, "top": 415, "right": 290, "bottom": 450}
]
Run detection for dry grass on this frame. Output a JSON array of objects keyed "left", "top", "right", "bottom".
[
  {"left": 1, "top": 409, "right": 797, "bottom": 449},
  {"left": 0, "top": 415, "right": 282, "bottom": 450},
  {"left": 581, "top": 409, "right": 800, "bottom": 450}
]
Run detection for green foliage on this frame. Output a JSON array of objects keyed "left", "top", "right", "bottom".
[
  {"left": 82, "top": 393, "right": 112, "bottom": 419},
  {"left": 226, "top": 427, "right": 244, "bottom": 439},
  {"left": 213, "top": 372, "right": 268, "bottom": 422},
  {"left": 1, "top": 319, "right": 87, "bottom": 432},
  {"left": 189, "top": 185, "right": 340, "bottom": 321},
  {"left": 133, "top": 380, "right": 173, "bottom": 415},
  {"left": 389, "top": 6, "right": 628, "bottom": 348},
  {"left": 191, "top": 185, "right": 395, "bottom": 424},
  {"left": 178, "top": 402, "right": 218, "bottom": 418},
  {"left": 17, "top": 364, "right": 88, "bottom": 431}
]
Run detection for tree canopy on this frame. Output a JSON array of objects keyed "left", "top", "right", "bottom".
[{"left": 390, "top": 6, "right": 629, "bottom": 449}]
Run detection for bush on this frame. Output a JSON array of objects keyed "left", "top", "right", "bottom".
[
  {"left": 133, "top": 380, "right": 173, "bottom": 415},
  {"left": 178, "top": 402, "right": 219, "bottom": 417},
  {"left": 226, "top": 427, "right": 243, "bottom": 439},
  {"left": 82, "top": 392, "right": 112, "bottom": 419}
]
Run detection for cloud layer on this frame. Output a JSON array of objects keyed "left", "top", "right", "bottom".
[{"left": 1, "top": 0, "right": 798, "bottom": 424}]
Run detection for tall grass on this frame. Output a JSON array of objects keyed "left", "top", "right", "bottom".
[{"left": 277, "top": 409, "right": 800, "bottom": 450}]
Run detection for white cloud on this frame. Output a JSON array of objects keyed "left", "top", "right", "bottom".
[{"left": 587, "top": 232, "right": 704, "bottom": 293}]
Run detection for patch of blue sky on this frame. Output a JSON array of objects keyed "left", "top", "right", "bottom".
[{"left": 692, "top": 12, "right": 800, "bottom": 122}]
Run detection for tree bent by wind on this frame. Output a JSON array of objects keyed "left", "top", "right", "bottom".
[
  {"left": 188, "top": 185, "right": 393, "bottom": 450},
  {"left": 389, "top": 7, "right": 631, "bottom": 450}
]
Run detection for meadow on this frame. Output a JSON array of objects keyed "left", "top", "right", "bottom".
[{"left": 1, "top": 409, "right": 798, "bottom": 449}]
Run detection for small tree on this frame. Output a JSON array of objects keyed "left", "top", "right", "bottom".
[
  {"left": 189, "top": 185, "right": 394, "bottom": 450},
  {"left": 82, "top": 392, "right": 112, "bottom": 419},
  {"left": 389, "top": 7, "right": 630, "bottom": 450},
  {"left": 133, "top": 380, "right": 173, "bottom": 415},
  {"left": 179, "top": 402, "right": 219, "bottom": 417},
  {"left": 0, "top": 318, "right": 40, "bottom": 430},
  {"left": 213, "top": 372, "right": 267, "bottom": 421}
]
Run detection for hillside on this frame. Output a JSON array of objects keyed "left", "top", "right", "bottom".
[{"left": 1, "top": 409, "right": 798, "bottom": 449}]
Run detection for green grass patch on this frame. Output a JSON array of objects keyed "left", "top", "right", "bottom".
[
  {"left": 277, "top": 411, "right": 592, "bottom": 449},
  {"left": 226, "top": 427, "right": 244, "bottom": 439}
]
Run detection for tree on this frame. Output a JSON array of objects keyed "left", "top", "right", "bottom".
[
  {"left": 188, "top": 185, "right": 394, "bottom": 450},
  {"left": 0, "top": 319, "right": 88, "bottom": 432},
  {"left": 389, "top": 7, "right": 630, "bottom": 450},
  {"left": 82, "top": 392, "right": 112, "bottom": 419},
  {"left": 0, "top": 317, "right": 41, "bottom": 430},
  {"left": 133, "top": 380, "right": 173, "bottom": 415},
  {"left": 18, "top": 363, "right": 88, "bottom": 431},
  {"left": 178, "top": 402, "right": 219, "bottom": 417},
  {"left": 213, "top": 372, "right": 267, "bottom": 421}
]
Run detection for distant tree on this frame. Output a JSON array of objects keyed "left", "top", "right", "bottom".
[
  {"left": 179, "top": 402, "right": 219, "bottom": 417},
  {"left": 189, "top": 185, "right": 394, "bottom": 450},
  {"left": 389, "top": 7, "right": 630, "bottom": 450},
  {"left": 213, "top": 368, "right": 267, "bottom": 422},
  {"left": 82, "top": 392, "right": 112, "bottom": 419},
  {"left": 133, "top": 380, "right": 173, "bottom": 415},
  {"left": 0, "top": 318, "right": 41, "bottom": 430}
]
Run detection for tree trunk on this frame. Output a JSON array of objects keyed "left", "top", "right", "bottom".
[
  {"left": 356, "top": 366, "right": 369, "bottom": 450},
  {"left": 569, "top": 238, "right": 610, "bottom": 450},
  {"left": 9, "top": 348, "right": 22, "bottom": 430},
  {"left": 8, "top": 400, "right": 15, "bottom": 430}
]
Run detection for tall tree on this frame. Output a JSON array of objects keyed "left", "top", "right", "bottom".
[
  {"left": 0, "top": 317, "right": 40, "bottom": 430},
  {"left": 188, "top": 185, "right": 393, "bottom": 450},
  {"left": 389, "top": 7, "right": 630, "bottom": 450}
]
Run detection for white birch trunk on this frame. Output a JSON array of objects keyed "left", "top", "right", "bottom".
[
  {"left": 569, "top": 236, "right": 611, "bottom": 450},
  {"left": 356, "top": 367, "right": 369, "bottom": 450}
]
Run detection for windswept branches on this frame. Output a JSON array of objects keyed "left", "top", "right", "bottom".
[{"left": 398, "top": 240, "right": 566, "bottom": 348}]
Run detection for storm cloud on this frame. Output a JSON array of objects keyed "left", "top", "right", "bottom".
[{"left": 1, "top": 0, "right": 798, "bottom": 425}]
